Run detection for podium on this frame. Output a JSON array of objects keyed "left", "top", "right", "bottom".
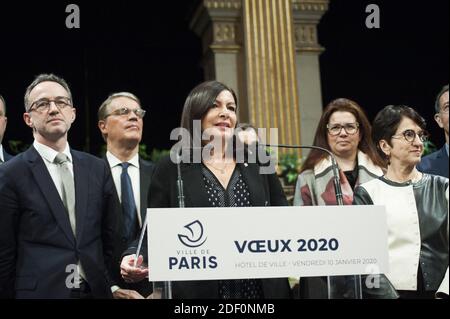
[{"left": 140, "top": 205, "right": 388, "bottom": 299}]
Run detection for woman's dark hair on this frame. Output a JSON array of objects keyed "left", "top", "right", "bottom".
[
  {"left": 180, "top": 81, "right": 238, "bottom": 139},
  {"left": 372, "top": 105, "right": 426, "bottom": 164},
  {"left": 300, "top": 98, "right": 384, "bottom": 173}
]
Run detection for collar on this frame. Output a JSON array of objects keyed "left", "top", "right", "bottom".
[
  {"left": 0, "top": 144, "right": 4, "bottom": 162},
  {"left": 445, "top": 143, "right": 449, "bottom": 156},
  {"left": 380, "top": 173, "right": 428, "bottom": 188},
  {"left": 106, "top": 151, "right": 140, "bottom": 169},
  {"left": 33, "top": 140, "right": 72, "bottom": 164}
]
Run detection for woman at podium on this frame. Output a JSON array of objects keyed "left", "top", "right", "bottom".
[{"left": 120, "top": 81, "right": 292, "bottom": 299}]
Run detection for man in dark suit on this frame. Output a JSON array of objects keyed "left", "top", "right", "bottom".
[
  {"left": 97, "top": 92, "right": 154, "bottom": 299},
  {"left": 0, "top": 74, "right": 115, "bottom": 299},
  {"left": 418, "top": 85, "right": 449, "bottom": 178},
  {"left": 0, "top": 94, "right": 13, "bottom": 163}
]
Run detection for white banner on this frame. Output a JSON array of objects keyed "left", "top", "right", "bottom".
[{"left": 147, "top": 206, "right": 388, "bottom": 281}]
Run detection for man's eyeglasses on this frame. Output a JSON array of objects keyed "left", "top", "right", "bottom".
[
  {"left": 28, "top": 97, "right": 72, "bottom": 113},
  {"left": 392, "top": 129, "right": 429, "bottom": 143},
  {"left": 104, "top": 107, "right": 146, "bottom": 119},
  {"left": 326, "top": 123, "right": 359, "bottom": 136}
]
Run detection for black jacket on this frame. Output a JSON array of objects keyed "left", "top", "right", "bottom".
[
  {"left": 2, "top": 148, "right": 13, "bottom": 162},
  {"left": 417, "top": 145, "right": 449, "bottom": 178},
  {"left": 0, "top": 147, "right": 115, "bottom": 299},
  {"left": 105, "top": 157, "right": 155, "bottom": 296},
  {"left": 128, "top": 155, "right": 291, "bottom": 299}
]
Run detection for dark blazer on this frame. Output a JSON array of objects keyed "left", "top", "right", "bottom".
[
  {"left": 143, "top": 155, "right": 291, "bottom": 299},
  {"left": 2, "top": 148, "right": 13, "bottom": 162},
  {"left": 0, "top": 146, "right": 115, "bottom": 299},
  {"left": 417, "top": 145, "right": 449, "bottom": 178},
  {"left": 105, "top": 156, "right": 155, "bottom": 295}
]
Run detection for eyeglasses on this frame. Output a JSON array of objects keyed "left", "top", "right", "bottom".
[
  {"left": 326, "top": 123, "right": 359, "bottom": 136},
  {"left": 392, "top": 129, "right": 429, "bottom": 143},
  {"left": 104, "top": 107, "right": 146, "bottom": 119},
  {"left": 28, "top": 97, "right": 72, "bottom": 113},
  {"left": 440, "top": 104, "right": 449, "bottom": 114}
]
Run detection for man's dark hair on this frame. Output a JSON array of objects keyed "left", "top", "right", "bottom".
[
  {"left": 434, "top": 84, "right": 449, "bottom": 113},
  {"left": 24, "top": 73, "right": 72, "bottom": 111},
  {"left": 0, "top": 94, "right": 5, "bottom": 115}
]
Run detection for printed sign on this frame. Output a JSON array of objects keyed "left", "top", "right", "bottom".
[{"left": 147, "top": 205, "right": 388, "bottom": 281}]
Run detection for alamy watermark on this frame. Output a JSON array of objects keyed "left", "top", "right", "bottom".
[
  {"left": 365, "top": 4, "right": 380, "bottom": 29},
  {"left": 364, "top": 264, "right": 381, "bottom": 289},
  {"left": 65, "top": 4, "right": 80, "bottom": 29},
  {"left": 65, "top": 264, "right": 81, "bottom": 289},
  {"left": 169, "top": 121, "right": 280, "bottom": 174}
]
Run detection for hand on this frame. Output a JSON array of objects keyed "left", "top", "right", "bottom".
[
  {"left": 120, "top": 254, "right": 149, "bottom": 283},
  {"left": 113, "top": 288, "right": 145, "bottom": 299},
  {"left": 146, "top": 292, "right": 161, "bottom": 299}
]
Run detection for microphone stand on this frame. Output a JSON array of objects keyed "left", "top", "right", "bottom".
[
  {"left": 261, "top": 144, "right": 361, "bottom": 299},
  {"left": 137, "top": 150, "right": 182, "bottom": 300},
  {"left": 261, "top": 144, "right": 344, "bottom": 205},
  {"left": 159, "top": 150, "right": 186, "bottom": 299},
  {"left": 158, "top": 150, "right": 186, "bottom": 300}
]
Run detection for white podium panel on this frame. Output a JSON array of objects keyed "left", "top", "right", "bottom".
[{"left": 147, "top": 206, "right": 388, "bottom": 282}]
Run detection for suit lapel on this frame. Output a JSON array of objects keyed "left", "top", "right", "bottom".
[
  {"left": 26, "top": 147, "right": 75, "bottom": 245},
  {"left": 72, "top": 150, "right": 89, "bottom": 242},
  {"left": 139, "top": 158, "right": 153, "bottom": 222},
  {"left": 439, "top": 146, "right": 449, "bottom": 176},
  {"left": 104, "top": 157, "right": 122, "bottom": 215},
  {"left": 438, "top": 145, "right": 448, "bottom": 159}
]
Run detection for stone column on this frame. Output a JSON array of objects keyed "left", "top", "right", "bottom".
[
  {"left": 293, "top": 0, "right": 329, "bottom": 152},
  {"left": 242, "top": 0, "right": 300, "bottom": 148},
  {"left": 189, "top": 0, "right": 247, "bottom": 120},
  {"left": 189, "top": 0, "right": 329, "bottom": 150}
]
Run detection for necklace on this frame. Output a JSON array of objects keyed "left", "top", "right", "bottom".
[{"left": 205, "top": 162, "right": 231, "bottom": 174}]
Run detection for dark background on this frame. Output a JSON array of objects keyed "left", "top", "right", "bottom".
[{"left": 0, "top": 0, "right": 448, "bottom": 156}]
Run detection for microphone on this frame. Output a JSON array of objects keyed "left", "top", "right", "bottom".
[
  {"left": 260, "top": 144, "right": 344, "bottom": 206},
  {"left": 176, "top": 147, "right": 185, "bottom": 208}
]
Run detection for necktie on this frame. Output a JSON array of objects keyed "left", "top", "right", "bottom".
[
  {"left": 54, "top": 153, "right": 86, "bottom": 284},
  {"left": 54, "top": 153, "right": 76, "bottom": 235},
  {"left": 120, "top": 162, "right": 138, "bottom": 240}
]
